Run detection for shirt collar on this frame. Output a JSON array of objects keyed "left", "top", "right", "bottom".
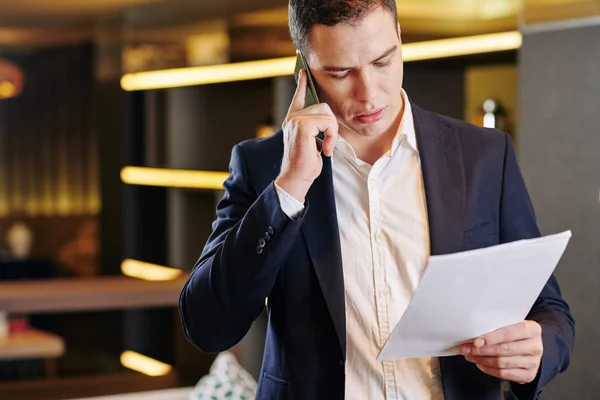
[{"left": 393, "top": 89, "right": 418, "bottom": 156}]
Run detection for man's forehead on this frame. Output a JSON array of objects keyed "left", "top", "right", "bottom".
[{"left": 306, "top": 9, "right": 398, "bottom": 64}]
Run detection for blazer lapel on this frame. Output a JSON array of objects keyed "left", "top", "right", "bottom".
[
  {"left": 413, "top": 103, "right": 467, "bottom": 393},
  {"left": 301, "top": 155, "right": 346, "bottom": 360},
  {"left": 412, "top": 103, "right": 466, "bottom": 256}
]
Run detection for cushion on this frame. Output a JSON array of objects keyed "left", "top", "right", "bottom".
[{"left": 189, "top": 352, "right": 257, "bottom": 400}]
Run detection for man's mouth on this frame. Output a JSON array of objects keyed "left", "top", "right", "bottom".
[{"left": 354, "top": 107, "right": 385, "bottom": 124}]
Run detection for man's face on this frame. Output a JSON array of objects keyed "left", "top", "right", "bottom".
[{"left": 306, "top": 7, "right": 403, "bottom": 138}]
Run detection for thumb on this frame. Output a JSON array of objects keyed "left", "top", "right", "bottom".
[{"left": 288, "top": 69, "right": 308, "bottom": 115}]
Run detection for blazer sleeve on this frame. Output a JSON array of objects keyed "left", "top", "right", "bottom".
[
  {"left": 179, "top": 144, "right": 307, "bottom": 353},
  {"left": 498, "top": 133, "right": 575, "bottom": 399}
]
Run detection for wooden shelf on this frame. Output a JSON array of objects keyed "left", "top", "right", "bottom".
[
  {"left": 0, "top": 276, "right": 189, "bottom": 314},
  {"left": 0, "top": 329, "right": 65, "bottom": 360}
]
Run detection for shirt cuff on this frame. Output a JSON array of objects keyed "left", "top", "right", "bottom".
[{"left": 274, "top": 182, "right": 305, "bottom": 220}]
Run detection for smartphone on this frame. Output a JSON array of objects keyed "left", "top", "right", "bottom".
[
  {"left": 293, "top": 50, "right": 324, "bottom": 150},
  {"left": 294, "top": 50, "right": 320, "bottom": 108}
]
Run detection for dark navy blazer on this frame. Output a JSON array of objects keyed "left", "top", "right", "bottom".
[{"left": 179, "top": 104, "right": 574, "bottom": 399}]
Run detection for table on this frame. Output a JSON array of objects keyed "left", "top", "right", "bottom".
[
  {"left": 0, "top": 276, "right": 189, "bottom": 313},
  {"left": 0, "top": 329, "right": 65, "bottom": 378}
]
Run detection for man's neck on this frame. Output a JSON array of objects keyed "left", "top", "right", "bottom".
[{"left": 340, "top": 101, "right": 405, "bottom": 165}]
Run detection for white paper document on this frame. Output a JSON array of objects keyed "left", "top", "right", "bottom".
[{"left": 377, "top": 230, "right": 572, "bottom": 361}]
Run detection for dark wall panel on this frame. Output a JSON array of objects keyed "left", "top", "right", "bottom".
[
  {"left": 404, "top": 63, "right": 465, "bottom": 120},
  {"left": 519, "top": 23, "right": 600, "bottom": 399}
]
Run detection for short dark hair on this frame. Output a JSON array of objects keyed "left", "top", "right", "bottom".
[{"left": 289, "top": 0, "right": 398, "bottom": 56}]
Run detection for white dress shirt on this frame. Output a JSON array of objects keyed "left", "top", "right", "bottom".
[{"left": 275, "top": 90, "right": 445, "bottom": 400}]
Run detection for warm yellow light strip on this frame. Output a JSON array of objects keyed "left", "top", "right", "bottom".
[
  {"left": 121, "top": 57, "right": 296, "bottom": 91},
  {"left": 121, "top": 31, "right": 521, "bottom": 91},
  {"left": 121, "top": 166, "right": 228, "bottom": 190},
  {"left": 121, "top": 258, "right": 183, "bottom": 281},
  {"left": 121, "top": 350, "right": 172, "bottom": 376},
  {"left": 402, "top": 31, "right": 522, "bottom": 62}
]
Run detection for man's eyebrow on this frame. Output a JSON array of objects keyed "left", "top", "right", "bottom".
[
  {"left": 372, "top": 45, "right": 397, "bottom": 63},
  {"left": 322, "top": 45, "right": 398, "bottom": 72}
]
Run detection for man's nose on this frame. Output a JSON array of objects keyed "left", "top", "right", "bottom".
[{"left": 354, "top": 71, "right": 377, "bottom": 103}]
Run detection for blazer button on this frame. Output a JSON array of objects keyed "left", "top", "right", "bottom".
[
  {"left": 267, "top": 226, "right": 274, "bottom": 235},
  {"left": 256, "top": 245, "right": 263, "bottom": 255},
  {"left": 258, "top": 238, "right": 266, "bottom": 247},
  {"left": 264, "top": 232, "right": 271, "bottom": 241}
]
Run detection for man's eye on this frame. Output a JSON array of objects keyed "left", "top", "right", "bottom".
[
  {"left": 330, "top": 73, "right": 350, "bottom": 80},
  {"left": 375, "top": 59, "right": 392, "bottom": 68}
]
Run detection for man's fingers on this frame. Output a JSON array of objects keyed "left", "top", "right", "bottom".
[
  {"left": 475, "top": 365, "right": 537, "bottom": 384},
  {"left": 474, "top": 321, "right": 540, "bottom": 347},
  {"left": 286, "top": 82, "right": 339, "bottom": 157},
  {"left": 321, "top": 135, "right": 336, "bottom": 157},
  {"left": 477, "top": 322, "right": 528, "bottom": 346},
  {"left": 301, "top": 103, "right": 338, "bottom": 155},
  {"left": 288, "top": 69, "right": 308, "bottom": 115},
  {"left": 462, "top": 322, "right": 544, "bottom": 386},
  {"left": 465, "top": 354, "right": 539, "bottom": 370},
  {"left": 290, "top": 115, "right": 337, "bottom": 139},
  {"left": 321, "top": 118, "right": 339, "bottom": 156},
  {"left": 465, "top": 338, "right": 543, "bottom": 357}
]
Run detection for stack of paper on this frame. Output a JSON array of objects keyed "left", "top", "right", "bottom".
[{"left": 377, "top": 231, "right": 572, "bottom": 361}]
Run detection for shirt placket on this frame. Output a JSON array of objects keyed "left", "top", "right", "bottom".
[{"left": 368, "top": 162, "right": 398, "bottom": 400}]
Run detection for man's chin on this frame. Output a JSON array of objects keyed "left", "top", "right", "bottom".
[{"left": 348, "top": 120, "right": 392, "bottom": 138}]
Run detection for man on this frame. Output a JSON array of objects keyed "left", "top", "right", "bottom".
[{"left": 179, "top": 0, "right": 575, "bottom": 398}]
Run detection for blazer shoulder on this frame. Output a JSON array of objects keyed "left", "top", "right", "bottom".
[
  {"left": 435, "top": 111, "right": 507, "bottom": 143},
  {"left": 424, "top": 108, "right": 509, "bottom": 159},
  {"left": 234, "top": 130, "right": 284, "bottom": 191},
  {"left": 237, "top": 129, "right": 284, "bottom": 160}
]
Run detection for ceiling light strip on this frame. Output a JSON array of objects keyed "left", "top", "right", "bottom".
[
  {"left": 120, "top": 351, "right": 172, "bottom": 376},
  {"left": 121, "top": 166, "right": 228, "bottom": 190},
  {"left": 121, "top": 259, "right": 183, "bottom": 281},
  {"left": 402, "top": 31, "right": 521, "bottom": 62},
  {"left": 121, "top": 31, "right": 521, "bottom": 91}
]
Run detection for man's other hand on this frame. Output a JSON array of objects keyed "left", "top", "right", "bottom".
[{"left": 460, "top": 321, "right": 543, "bottom": 384}]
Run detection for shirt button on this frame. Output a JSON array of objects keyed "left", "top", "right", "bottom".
[
  {"left": 375, "top": 230, "right": 384, "bottom": 240},
  {"left": 381, "top": 287, "right": 389, "bottom": 297}
]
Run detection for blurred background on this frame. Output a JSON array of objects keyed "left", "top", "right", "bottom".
[{"left": 0, "top": 0, "right": 598, "bottom": 399}]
